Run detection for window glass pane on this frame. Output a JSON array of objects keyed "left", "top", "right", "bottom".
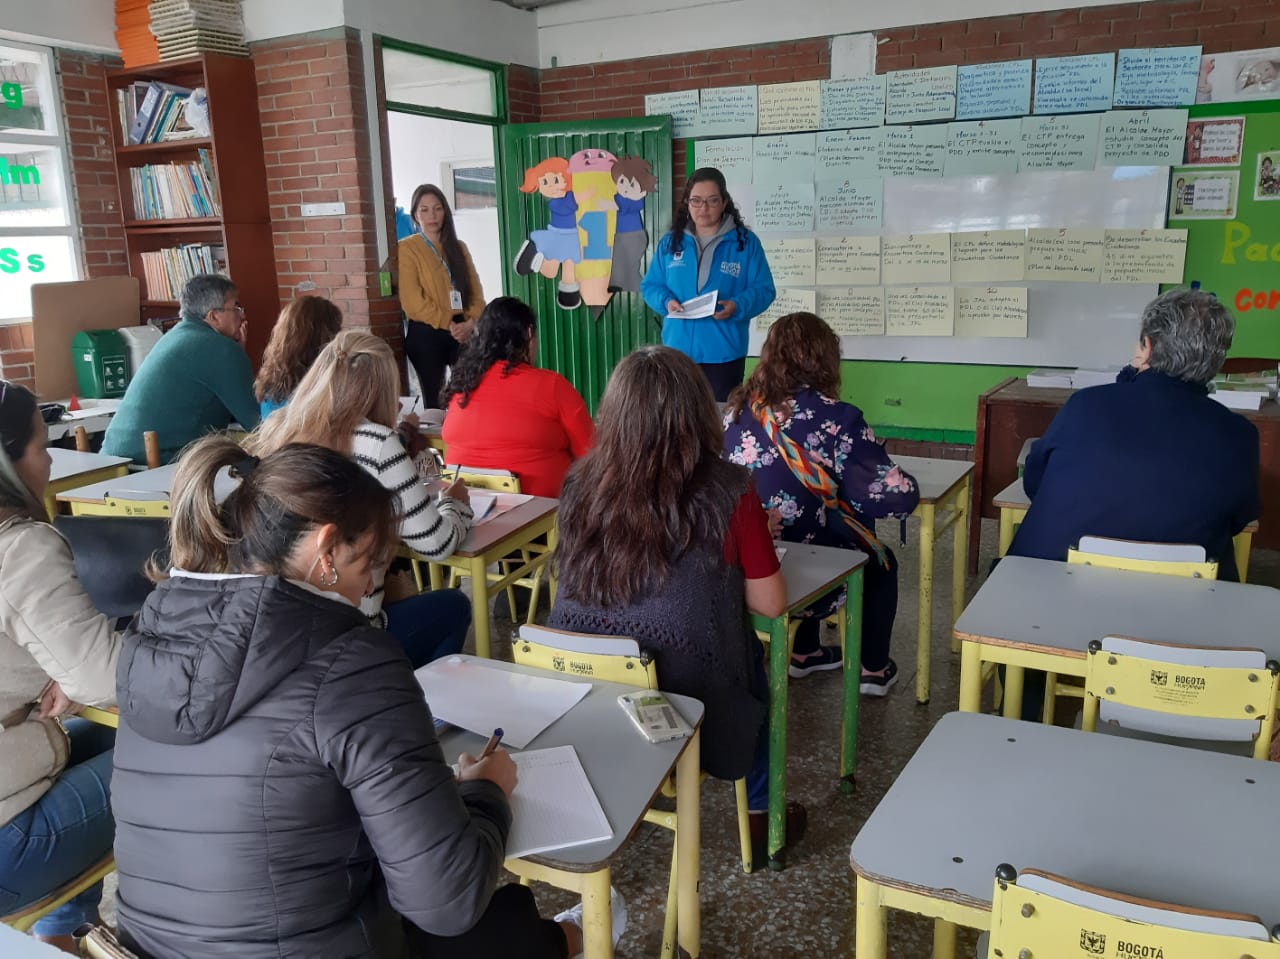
[
  {"left": 0, "top": 45, "right": 57, "bottom": 136},
  {"left": 0, "top": 141, "right": 70, "bottom": 228},
  {"left": 382, "top": 48, "right": 497, "bottom": 117},
  {"left": 0, "top": 234, "right": 76, "bottom": 320}
]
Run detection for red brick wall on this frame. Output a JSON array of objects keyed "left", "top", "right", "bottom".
[
  {"left": 252, "top": 29, "right": 401, "bottom": 350},
  {"left": 1, "top": 50, "right": 126, "bottom": 391},
  {"left": 508, "top": 64, "right": 542, "bottom": 124}
]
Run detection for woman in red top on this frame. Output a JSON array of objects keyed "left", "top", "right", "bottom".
[{"left": 442, "top": 297, "right": 594, "bottom": 496}]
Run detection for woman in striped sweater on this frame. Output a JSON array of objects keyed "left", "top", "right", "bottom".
[{"left": 251, "top": 329, "right": 473, "bottom": 667}]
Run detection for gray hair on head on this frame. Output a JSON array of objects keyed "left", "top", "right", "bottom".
[
  {"left": 1138, "top": 288, "right": 1234, "bottom": 386},
  {"left": 181, "top": 274, "right": 237, "bottom": 323}
]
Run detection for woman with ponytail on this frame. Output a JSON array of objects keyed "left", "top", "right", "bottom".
[
  {"left": 112, "top": 436, "right": 582, "bottom": 959},
  {"left": 0, "top": 380, "right": 119, "bottom": 954}
]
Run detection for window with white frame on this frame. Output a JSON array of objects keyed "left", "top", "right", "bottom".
[{"left": 0, "top": 40, "right": 78, "bottom": 323}]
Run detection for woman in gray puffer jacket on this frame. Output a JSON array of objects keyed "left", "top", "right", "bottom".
[{"left": 113, "top": 436, "right": 577, "bottom": 959}]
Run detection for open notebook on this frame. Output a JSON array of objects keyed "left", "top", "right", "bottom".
[{"left": 507, "top": 745, "right": 613, "bottom": 859}]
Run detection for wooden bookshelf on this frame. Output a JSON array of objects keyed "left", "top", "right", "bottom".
[{"left": 105, "top": 54, "right": 279, "bottom": 366}]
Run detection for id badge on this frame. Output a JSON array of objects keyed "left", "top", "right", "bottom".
[{"left": 449, "top": 289, "right": 463, "bottom": 311}]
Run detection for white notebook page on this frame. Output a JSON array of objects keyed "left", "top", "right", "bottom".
[{"left": 507, "top": 745, "right": 613, "bottom": 859}]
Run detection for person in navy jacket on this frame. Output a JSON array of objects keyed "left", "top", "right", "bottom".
[
  {"left": 1009, "top": 288, "right": 1259, "bottom": 581},
  {"left": 641, "top": 167, "right": 775, "bottom": 401}
]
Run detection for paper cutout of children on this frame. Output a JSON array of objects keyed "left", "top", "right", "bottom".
[
  {"left": 566, "top": 148, "right": 619, "bottom": 316},
  {"left": 1257, "top": 154, "right": 1279, "bottom": 201},
  {"left": 605, "top": 157, "right": 658, "bottom": 294},
  {"left": 514, "top": 157, "right": 584, "bottom": 309}
]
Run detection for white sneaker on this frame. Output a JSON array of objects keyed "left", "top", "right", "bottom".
[{"left": 555, "top": 885, "right": 628, "bottom": 956}]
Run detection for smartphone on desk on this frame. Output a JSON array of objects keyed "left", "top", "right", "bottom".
[{"left": 618, "top": 691, "right": 692, "bottom": 744}]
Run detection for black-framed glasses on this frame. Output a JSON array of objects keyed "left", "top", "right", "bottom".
[{"left": 688, "top": 196, "right": 724, "bottom": 208}]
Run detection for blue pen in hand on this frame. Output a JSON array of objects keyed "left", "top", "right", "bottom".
[{"left": 479, "top": 727, "right": 504, "bottom": 759}]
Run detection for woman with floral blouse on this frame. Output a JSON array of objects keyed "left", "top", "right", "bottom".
[{"left": 723, "top": 312, "right": 919, "bottom": 694}]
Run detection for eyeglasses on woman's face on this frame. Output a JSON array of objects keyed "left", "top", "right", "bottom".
[{"left": 687, "top": 195, "right": 724, "bottom": 209}]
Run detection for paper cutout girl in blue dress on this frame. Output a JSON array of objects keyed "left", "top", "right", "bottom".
[{"left": 514, "top": 157, "right": 584, "bottom": 309}]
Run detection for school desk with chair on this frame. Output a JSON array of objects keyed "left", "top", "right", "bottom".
[
  {"left": 418, "top": 655, "right": 705, "bottom": 959},
  {"left": 750, "top": 542, "right": 867, "bottom": 870},
  {"left": 43, "top": 448, "right": 131, "bottom": 518},
  {"left": 849, "top": 712, "right": 1280, "bottom": 959},
  {"left": 54, "top": 462, "right": 238, "bottom": 516},
  {"left": 991, "top": 475, "right": 1261, "bottom": 582},
  {"left": 886, "top": 455, "right": 974, "bottom": 704},
  {"left": 44, "top": 398, "right": 121, "bottom": 444},
  {"left": 953, "top": 555, "right": 1280, "bottom": 719}
]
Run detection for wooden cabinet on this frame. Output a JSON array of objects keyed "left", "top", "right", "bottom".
[{"left": 104, "top": 54, "right": 278, "bottom": 365}]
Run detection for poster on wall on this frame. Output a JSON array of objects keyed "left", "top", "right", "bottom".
[
  {"left": 512, "top": 150, "right": 658, "bottom": 316},
  {"left": 1195, "top": 46, "right": 1280, "bottom": 103},
  {"left": 1255, "top": 151, "right": 1280, "bottom": 201},
  {"left": 1168, "top": 169, "right": 1240, "bottom": 220},
  {"left": 1184, "top": 116, "right": 1246, "bottom": 165}
]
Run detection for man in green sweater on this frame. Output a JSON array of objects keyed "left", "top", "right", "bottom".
[{"left": 103, "top": 274, "right": 261, "bottom": 465}]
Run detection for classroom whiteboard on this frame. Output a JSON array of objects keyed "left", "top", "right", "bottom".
[{"left": 743, "top": 165, "right": 1171, "bottom": 368}]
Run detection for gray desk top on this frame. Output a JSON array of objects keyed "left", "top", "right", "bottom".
[
  {"left": 776, "top": 542, "right": 867, "bottom": 613},
  {"left": 1016, "top": 437, "right": 1037, "bottom": 469},
  {"left": 48, "top": 447, "right": 130, "bottom": 481},
  {"left": 992, "top": 477, "right": 1029, "bottom": 509},
  {"left": 850, "top": 712, "right": 1280, "bottom": 924},
  {"left": 45, "top": 399, "right": 120, "bottom": 441},
  {"left": 429, "top": 656, "right": 704, "bottom": 870},
  {"left": 892, "top": 455, "right": 973, "bottom": 504},
  {"left": 954, "top": 555, "right": 1280, "bottom": 659},
  {"left": 54, "top": 462, "right": 238, "bottom": 504},
  {"left": 453, "top": 496, "right": 558, "bottom": 557}
]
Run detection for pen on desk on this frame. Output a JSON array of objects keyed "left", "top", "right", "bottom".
[
  {"left": 899, "top": 517, "right": 907, "bottom": 548},
  {"left": 480, "top": 728, "right": 504, "bottom": 759}
]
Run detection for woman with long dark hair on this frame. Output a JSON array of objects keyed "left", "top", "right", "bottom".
[
  {"left": 399, "top": 184, "right": 485, "bottom": 407},
  {"left": 549, "top": 346, "right": 805, "bottom": 847},
  {"left": 0, "top": 380, "right": 119, "bottom": 954},
  {"left": 640, "top": 167, "right": 776, "bottom": 401},
  {"left": 724, "top": 312, "right": 918, "bottom": 693},
  {"left": 111, "top": 436, "right": 588, "bottom": 959},
  {"left": 442, "top": 297, "right": 593, "bottom": 497},
  {"left": 253, "top": 294, "right": 344, "bottom": 418}
]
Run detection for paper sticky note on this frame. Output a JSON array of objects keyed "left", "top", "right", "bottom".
[
  {"left": 956, "top": 287, "right": 1029, "bottom": 338},
  {"left": 1113, "top": 46, "right": 1202, "bottom": 108},
  {"left": 1033, "top": 53, "right": 1116, "bottom": 114},
  {"left": 945, "top": 119, "right": 1022, "bottom": 176},
  {"left": 644, "top": 90, "right": 701, "bottom": 138},
  {"left": 951, "top": 230, "right": 1027, "bottom": 283},
  {"left": 1168, "top": 169, "right": 1239, "bottom": 219},
  {"left": 753, "top": 181, "right": 815, "bottom": 233},
  {"left": 696, "top": 137, "right": 755, "bottom": 184},
  {"left": 879, "top": 124, "right": 948, "bottom": 177},
  {"left": 819, "top": 287, "right": 886, "bottom": 335},
  {"left": 1018, "top": 113, "right": 1101, "bottom": 172},
  {"left": 758, "top": 80, "right": 821, "bottom": 134},
  {"left": 1102, "top": 229, "right": 1188, "bottom": 283},
  {"left": 816, "top": 128, "right": 882, "bottom": 179},
  {"left": 819, "top": 76, "right": 887, "bottom": 129},
  {"left": 881, "top": 233, "right": 951, "bottom": 286},
  {"left": 1025, "top": 228, "right": 1106, "bottom": 282},
  {"left": 815, "top": 177, "right": 884, "bottom": 231},
  {"left": 1184, "top": 116, "right": 1245, "bottom": 166},
  {"left": 885, "top": 65, "right": 958, "bottom": 124},
  {"left": 1100, "top": 109, "right": 1189, "bottom": 166},
  {"left": 816, "top": 236, "right": 881, "bottom": 285},
  {"left": 762, "top": 237, "right": 817, "bottom": 286},
  {"left": 956, "top": 60, "right": 1033, "bottom": 120},
  {"left": 698, "top": 85, "right": 759, "bottom": 137},
  {"left": 753, "top": 133, "right": 817, "bottom": 186},
  {"left": 885, "top": 287, "right": 955, "bottom": 336},
  {"left": 754, "top": 288, "right": 817, "bottom": 332}
]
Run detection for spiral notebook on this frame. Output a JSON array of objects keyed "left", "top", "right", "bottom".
[{"left": 506, "top": 745, "right": 613, "bottom": 859}]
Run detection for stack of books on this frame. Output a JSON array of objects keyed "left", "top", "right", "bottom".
[
  {"left": 148, "top": 0, "right": 248, "bottom": 60},
  {"left": 116, "top": 0, "right": 160, "bottom": 68},
  {"left": 140, "top": 243, "right": 226, "bottom": 301},
  {"left": 128, "top": 149, "right": 221, "bottom": 220},
  {"left": 119, "top": 80, "right": 200, "bottom": 144},
  {"left": 1211, "top": 371, "right": 1276, "bottom": 411},
  {"left": 1026, "top": 369, "right": 1073, "bottom": 389}
]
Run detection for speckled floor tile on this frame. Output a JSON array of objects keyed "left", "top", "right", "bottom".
[{"left": 98, "top": 517, "right": 1280, "bottom": 957}]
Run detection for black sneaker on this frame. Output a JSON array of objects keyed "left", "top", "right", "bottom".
[
  {"left": 788, "top": 645, "right": 843, "bottom": 678},
  {"left": 860, "top": 658, "right": 899, "bottom": 697},
  {"left": 557, "top": 285, "right": 582, "bottom": 309},
  {"left": 513, "top": 240, "right": 539, "bottom": 276}
]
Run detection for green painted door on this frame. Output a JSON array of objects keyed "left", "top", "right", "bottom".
[{"left": 498, "top": 117, "right": 672, "bottom": 411}]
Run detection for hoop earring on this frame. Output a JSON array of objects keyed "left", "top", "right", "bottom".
[{"left": 319, "top": 558, "right": 339, "bottom": 588}]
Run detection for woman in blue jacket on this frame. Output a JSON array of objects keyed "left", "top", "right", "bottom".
[{"left": 641, "top": 168, "right": 775, "bottom": 401}]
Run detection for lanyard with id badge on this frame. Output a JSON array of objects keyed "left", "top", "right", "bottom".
[{"left": 425, "top": 238, "right": 464, "bottom": 313}]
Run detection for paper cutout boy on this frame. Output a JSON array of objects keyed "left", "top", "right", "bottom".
[{"left": 605, "top": 156, "right": 658, "bottom": 294}]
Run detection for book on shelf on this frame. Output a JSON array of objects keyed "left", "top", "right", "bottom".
[
  {"left": 120, "top": 80, "right": 197, "bottom": 145},
  {"left": 139, "top": 243, "right": 226, "bottom": 301},
  {"left": 128, "top": 148, "right": 221, "bottom": 220}
]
